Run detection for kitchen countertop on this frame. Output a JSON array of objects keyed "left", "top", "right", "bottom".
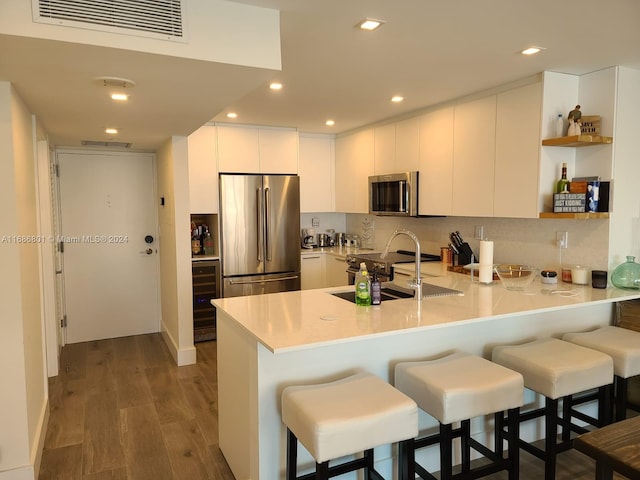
[{"left": 212, "top": 267, "right": 640, "bottom": 354}]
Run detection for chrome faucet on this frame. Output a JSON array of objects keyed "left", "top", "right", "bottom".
[{"left": 381, "top": 229, "right": 422, "bottom": 301}]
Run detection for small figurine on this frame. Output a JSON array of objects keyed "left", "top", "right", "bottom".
[{"left": 568, "top": 105, "right": 582, "bottom": 123}]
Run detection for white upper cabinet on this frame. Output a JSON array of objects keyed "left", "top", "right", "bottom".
[
  {"left": 187, "top": 124, "right": 218, "bottom": 213},
  {"left": 373, "top": 118, "right": 420, "bottom": 175},
  {"left": 217, "top": 124, "right": 298, "bottom": 174},
  {"left": 494, "top": 82, "right": 542, "bottom": 218},
  {"left": 335, "top": 129, "right": 374, "bottom": 213},
  {"left": 418, "top": 107, "right": 454, "bottom": 216},
  {"left": 259, "top": 127, "right": 298, "bottom": 174},
  {"left": 452, "top": 96, "right": 497, "bottom": 217},
  {"left": 299, "top": 134, "right": 335, "bottom": 213},
  {"left": 374, "top": 124, "right": 396, "bottom": 175},
  {"left": 395, "top": 117, "right": 420, "bottom": 172}
]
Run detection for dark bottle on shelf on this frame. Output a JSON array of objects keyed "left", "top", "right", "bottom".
[{"left": 556, "top": 162, "right": 570, "bottom": 194}]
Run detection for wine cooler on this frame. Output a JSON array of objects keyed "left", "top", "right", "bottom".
[{"left": 192, "top": 259, "right": 221, "bottom": 342}]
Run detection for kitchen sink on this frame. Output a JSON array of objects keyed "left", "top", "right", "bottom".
[
  {"left": 331, "top": 282, "right": 463, "bottom": 304},
  {"left": 331, "top": 284, "right": 415, "bottom": 304}
]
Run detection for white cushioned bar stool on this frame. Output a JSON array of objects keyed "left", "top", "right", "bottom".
[
  {"left": 281, "top": 372, "right": 418, "bottom": 480},
  {"left": 394, "top": 352, "right": 524, "bottom": 480},
  {"left": 563, "top": 325, "right": 640, "bottom": 421},
  {"left": 492, "top": 337, "right": 614, "bottom": 480}
]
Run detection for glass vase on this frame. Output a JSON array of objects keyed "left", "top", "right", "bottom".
[{"left": 611, "top": 256, "right": 640, "bottom": 289}]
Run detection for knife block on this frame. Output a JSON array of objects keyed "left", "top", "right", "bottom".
[{"left": 455, "top": 242, "right": 475, "bottom": 266}]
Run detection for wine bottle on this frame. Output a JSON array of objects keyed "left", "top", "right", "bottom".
[{"left": 556, "top": 163, "right": 570, "bottom": 194}]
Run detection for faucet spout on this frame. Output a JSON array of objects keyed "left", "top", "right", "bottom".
[{"left": 381, "top": 229, "right": 422, "bottom": 301}]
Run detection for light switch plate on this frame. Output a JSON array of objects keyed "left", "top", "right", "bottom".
[{"left": 312, "top": 217, "right": 320, "bottom": 228}]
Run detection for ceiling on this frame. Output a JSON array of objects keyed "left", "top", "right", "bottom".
[{"left": 2, "top": 0, "right": 640, "bottom": 151}]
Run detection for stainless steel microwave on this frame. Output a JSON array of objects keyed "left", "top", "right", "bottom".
[{"left": 369, "top": 171, "right": 418, "bottom": 216}]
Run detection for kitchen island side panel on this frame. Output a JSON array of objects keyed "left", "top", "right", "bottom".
[
  {"left": 217, "top": 313, "right": 260, "bottom": 480},
  {"left": 218, "top": 301, "right": 614, "bottom": 479}
]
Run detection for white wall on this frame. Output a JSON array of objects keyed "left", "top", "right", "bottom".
[
  {"left": 156, "top": 137, "right": 196, "bottom": 365},
  {"left": 609, "top": 67, "right": 640, "bottom": 268},
  {"left": 0, "top": 0, "right": 281, "bottom": 70},
  {"left": 0, "top": 82, "right": 48, "bottom": 480}
]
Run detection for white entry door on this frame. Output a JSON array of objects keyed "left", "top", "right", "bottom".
[{"left": 57, "top": 151, "right": 160, "bottom": 343}]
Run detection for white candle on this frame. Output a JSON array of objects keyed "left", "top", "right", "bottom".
[{"left": 479, "top": 240, "right": 494, "bottom": 284}]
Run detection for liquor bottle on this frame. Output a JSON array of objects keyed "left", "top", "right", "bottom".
[
  {"left": 556, "top": 163, "right": 570, "bottom": 194},
  {"left": 355, "top": 262, "right": 371, "bottom": 306}
]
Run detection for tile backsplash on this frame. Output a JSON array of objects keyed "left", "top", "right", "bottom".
[{"left": 345, "top": 214, "right": 611, "bottom": 271}]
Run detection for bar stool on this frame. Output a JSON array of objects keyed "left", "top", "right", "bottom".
[
  {"left": 563, "top": 325, "right": 640, "bottom": 421},
  {"left": 281, "top": 371, "right": 418, "bottom": 480},
  {"left": 492, "top": 338, "right": 614, "bottom": 480},
  {"left": 394, "top": 352, "right": 524, "bottom": 480}
]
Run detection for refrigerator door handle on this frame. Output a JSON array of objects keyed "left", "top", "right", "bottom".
[
  {"left": 228, "top": 275, "right": 300, "bottom": 285},
  {"left": 264, "top": 186, "right": 272, "bottom": 262},
  {"left": 257, "top": 187, "right": 264, "bottom": 262}
]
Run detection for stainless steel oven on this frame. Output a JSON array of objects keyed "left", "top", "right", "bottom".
[{"left": 345, "top": 251, "right": 440, "bottom": 285}]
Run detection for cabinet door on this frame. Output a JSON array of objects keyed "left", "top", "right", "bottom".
[
  {"left": 395, "top": 117, "right": 420, "bottom": 172},
  {"left": 452, "top": 96, "right": 497, "bottom": 216},
  {"left": 418, "top": 107, "right": 454, "bottom": 216},
  {"left": 217, "top": 125, "right": 260, "bottom": 173},
  {"left": 324, "top": 254, "right": 348, "bottom": 287},
  {"left": 494, "top": 83, "right": 542, "bottom": 218},
  {"left": 188, "top": 124, "right": 218, "bottom": 213},
  {"left": 373, "top": 124, "right": 396, "bottom": 175},
  {"left": 301, "top": 254, "right": 324, "bottom": 289},
  {"left": 299, "top": 135, "right": 335, "bottom": 213},
  {"left": 259, "top": 128, "right": 298, "bottom": 174},
  {"left": 335, "top": 129, "right": 374, "bottom": 213}
]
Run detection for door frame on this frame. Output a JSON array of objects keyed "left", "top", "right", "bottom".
[{"left": 51, "top": 147, "right": 162, "bottom": 344}]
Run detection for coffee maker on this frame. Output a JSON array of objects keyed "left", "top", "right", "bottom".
[{"left": 301, "top": 228, "right": 317, "bottom": 248}]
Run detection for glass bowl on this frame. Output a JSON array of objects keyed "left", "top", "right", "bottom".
[{"left": 494, "top": 264, "right": 538, "bottom": 291}]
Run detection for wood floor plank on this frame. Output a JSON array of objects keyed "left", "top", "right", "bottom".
[
  {"left": 208, "top": 444, "right": 237, "bottom": 480},
  {"left": 115, "top": 364, "right": 153, "bottom": 409},
  {"left": 38, "top": 444, "right": 83, "bottom": 480},
  {"left": 82, "top": 391, "right": 125, "bottom": 475},
  {"left": 136, "top": 333, "right": 173, "bottom": 368},
  {"left": 120, "top": 404, "right": 174, "bottom": 480},
  {"left": 85, "top": 339, "right": 118, "bottom": 397},
  {"left": 161, "top": 420, "right": 215, "bottom": 479},
  {"left": 44, "top": 378, "right": 86, "bottom": 448},
  {"left": 177, "top": 375, "right": 219, "bottom": 446},
  {"left": 145, "top": 366, "right": 195, "bottom": 424},
  {"left": 59, "top": 342, "right": 88, "bottom": 382},
  {"left": 82, "top": 467, "right": 128, "bottom": 480}
]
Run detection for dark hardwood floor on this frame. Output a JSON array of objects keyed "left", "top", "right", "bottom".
[{"left": 39, "top": 333, "right": 634, "bottom": 479}]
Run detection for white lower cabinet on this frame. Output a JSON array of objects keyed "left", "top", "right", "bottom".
[
  {"left": 301, "top": 253, "right": 324, "bottom": 290},
  {"left": 300, "top": 252, "right": 349, "bottom": 290},
  {"left": 324, "top": 254, "right": 348, "bottom": 287}
]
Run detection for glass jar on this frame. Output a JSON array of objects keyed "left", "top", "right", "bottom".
[{"left": 611, "top": 256, "right": 640, "bottom": 289}]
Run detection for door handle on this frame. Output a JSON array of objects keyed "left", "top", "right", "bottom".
[{"left": 139, "top": 248, "right": 153, "bottom": 255}]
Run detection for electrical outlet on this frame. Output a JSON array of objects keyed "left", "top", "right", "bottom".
[
  {"left": 556, "top": 231, "right": 568, "bottom": 249},
  {"left": 312, "top": 217, "right": 320, "bottom": 228},
  {"left": 474, "top": 225, "right": 484, "bottom": 240}
]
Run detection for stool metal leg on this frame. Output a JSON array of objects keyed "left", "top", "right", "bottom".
[
  {"left": 287, "top": 428, "right": 298, "bottom": 480},
  {"left": 507, "top": 407, "right": 520, "bottom": 480},
  {"left": 615, "top": 376, "right": 628, "bottom": 422},
  {"left": 316, "top": 460, "right": 329, "bottom": 480},
  {"left": 440, "top": 423, "right": 453, "bottom": 480},
  {"left": 461, "top": 419, "right": 471, "bottom": 473},
  {"left": 544, "top": 398, "right": 558, "bottom": 480}
]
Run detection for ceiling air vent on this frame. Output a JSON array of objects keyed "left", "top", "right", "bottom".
[
  {"left": 32, "top": 0, "right": 186, "bottom": 42},
  {"left": 82, "top": 140, "right": 132, "bottom": 148}
]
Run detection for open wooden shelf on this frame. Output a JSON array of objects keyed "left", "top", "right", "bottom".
[
  {"left": 539, "top": 212, "right": 610, "bottom": 219},
  {"left": 541, "top": 135, "right": 613, "bottom": 147}
]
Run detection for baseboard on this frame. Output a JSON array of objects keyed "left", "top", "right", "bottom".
[
  {"left": 161, "top": 326, "right": 197, "bottom": 366},
  {"left": 0, "top": 398, "right": 49, "bottom": 480}
]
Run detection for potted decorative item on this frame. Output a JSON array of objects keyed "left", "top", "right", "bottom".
[{"left": 611, "top": 256, "right": 640, "bottom": 289}]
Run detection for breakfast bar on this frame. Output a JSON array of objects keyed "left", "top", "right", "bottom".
[{"left": 213, "top": 266, "right": 640, "bottom": 480}]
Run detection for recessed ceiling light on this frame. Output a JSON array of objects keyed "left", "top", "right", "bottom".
[
  {"left": 105, "top": 128, "right": 118, "bottom": 134},
  {"left": 270, "top": 82, "right": 283, "bottom": 90},
  {"left": 325, "top": 120, "right": 335, "bottom": 126},
  {"left": 357, "top": 18, "right": 385, "bottom": 31},
  {"left": 111, "top": 93, "right": 128, "bottom": 101},
  {"left": 521, "top": 46, "right": 545, "bottom": 56},
  {"left": 227, "top": 112, "right": 238, "bottom": 119},
  {"left": 391, "top": 96, "right": 404, "bottom": 103}
]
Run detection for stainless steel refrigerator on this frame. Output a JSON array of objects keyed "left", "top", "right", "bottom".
[{"left": 219, "top": 174, "right": 301, "bottom": 297}]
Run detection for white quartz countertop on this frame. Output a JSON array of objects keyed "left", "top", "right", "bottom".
[{"left": 212, "top": 266, "right": 640, "bottom": 354}]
